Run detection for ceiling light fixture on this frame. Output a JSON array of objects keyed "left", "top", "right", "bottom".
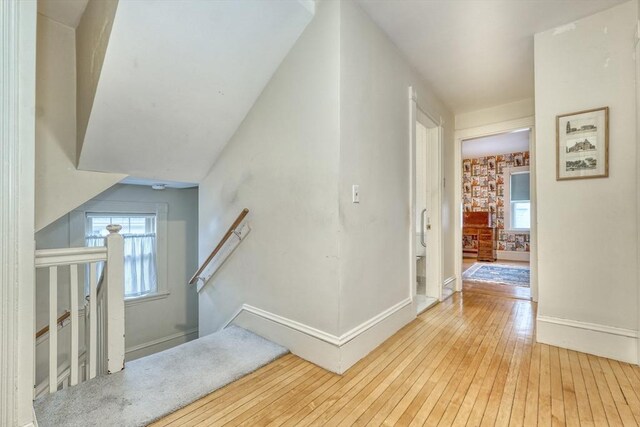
[{"left": 151, "top": 184, "right": 166, "bottom": 190}]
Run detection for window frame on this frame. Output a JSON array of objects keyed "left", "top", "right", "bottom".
[
  {"left": 70, "top": 200, "right": 169, "bottom": 304},
  {"left": 503, "top": 166, "right": 531, "bottom": 233}
]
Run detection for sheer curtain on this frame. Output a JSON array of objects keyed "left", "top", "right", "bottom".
[{"left": 86, "top": 233, "right": 157, "bottom": 297}]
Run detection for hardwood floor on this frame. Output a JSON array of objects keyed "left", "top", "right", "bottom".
[
  {"left": 463, "top": 257, "right": 532, "bottom": 300},
  {"left": 152, "top": 291, "right": 640, "bottom": 426}
]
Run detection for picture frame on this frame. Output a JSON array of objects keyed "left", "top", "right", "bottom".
[{"left": 556, "top": 107, "right": 609, "bottom": 180}]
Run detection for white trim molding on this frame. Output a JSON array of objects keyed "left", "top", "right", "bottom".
[
  {"left": 409, "top": 86, "right": 445, "bottom": 303},
  {"left": 537, "top": 315, "right": 638, "bottom": 364},
  {"left": 454, "top": 116, "right": 538, "bottom": 301},
  {"left": 1, "top": 0, "right": 37, "bottom": 425},
  {"left": 227, "top": 297, "right": 414, "bottom": 374},
  {"left": 443, "top": 276, "right": 456, "bottom": 288},
  {"left": 125, "top": 328, "right": 199, "bottom": 361}
]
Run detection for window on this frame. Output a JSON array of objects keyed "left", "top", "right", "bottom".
[
  {"left": 86, "top": 213, "right": 158, "bottom": 298},
  {"left": 505, "top": 167, "right": 530, "bottom": 231}
]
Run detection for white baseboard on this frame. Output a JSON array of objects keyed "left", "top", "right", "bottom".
[
  {"left": 125, "top": 328, "right": 199, "bottom": 361},
  {"left": 497, "top": 250, "right": 530, "bottom": 262},
  {"left": 537, "top": 315, "right": 638, "bottom": 364},
  {"left": 339, "top": 301, "right": 414, "bottom": 373},
  {"left": 231, "top": 298, "right": 414, "bottom": 374},
  {"left": 233, "top": 310, "right": 340, "bottom": 372},
  {"left": 443, "top": 276, "right": 456, "bottom": 289}
]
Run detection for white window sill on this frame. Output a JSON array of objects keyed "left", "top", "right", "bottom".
[
  {"left": 125, "top": 291, "right": 170, "bottom": 307},
  {"left": 505, "top": 229, "right": 530, "bottom": 234}
]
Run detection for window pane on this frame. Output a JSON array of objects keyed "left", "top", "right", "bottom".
[
  {"left": 128, "top": 217, "right": 147, "bottom": 235},
  {"left": 89, "top": 217, "right": 111, "bottom": 236},
  {"left": 85, "top": 213, "right": 158, "bottom": 298},
  {"left": 511, "top": 172, "right": 530, "bottom": 201},
  {"left": 110, "top": 217, "right": 131, "bottom": 233},
  {"left": 512, "top": 201, "right": 530, "bottom": 229}
]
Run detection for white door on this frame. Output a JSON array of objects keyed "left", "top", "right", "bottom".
[{"left": 415, "top": 110, "right": 443, "bottom": 307}]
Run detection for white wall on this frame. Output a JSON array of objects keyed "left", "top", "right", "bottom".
[
  {"left": 455, "top": 98, "right": 535, "bottom": 130},
  {"left": 198, "top": 0, "right": 342, "bottom": 337},
  {"left": 35, "top": 184, "right": 198, "bottom": 384},
  {"left": 535, "top": 0, "right": 638, "bottom": 363},
  {"left": 36, "top": 14, "right": 125, "bottom": 232},
  {"left": 338, "top": 0, "right": 455, "bottom": 333},
  {"left": 198, "top": 0, "right": 454, "bottom": 373}
]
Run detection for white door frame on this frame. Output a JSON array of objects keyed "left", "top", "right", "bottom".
[
  {"left": 1, "top": 1, "right": 37, "bottom": 425},
  {"left": 409, "top": 86, "right": 444, "bottom": 308},
  {"left": 454, "top": 117, "right": 538, "bottom": 302},
  {"left": 635, "top": 24, "right": 640, "bottom": 366}
]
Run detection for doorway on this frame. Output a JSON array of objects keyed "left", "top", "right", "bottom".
[
  {"left": 410, "top": 87, "right": 444, "bottom": 314},
  {"left": 456, "top": 124, "right": 536, "bottom": 301}
]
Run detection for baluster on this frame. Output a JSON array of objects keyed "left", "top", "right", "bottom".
[
  {"left": 70, "top": 264, "right": 79, "bottom": 386},
  {"left": 89, "top": 262, "right": 97, "bottom": 379},
  {"left": 105, "top": 224, "right": 125, "bottom": 374},
  {"left": 48, "top": 266, "right": 58, "bottom": 394}
]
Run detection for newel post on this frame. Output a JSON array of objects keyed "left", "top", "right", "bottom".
[{"left": 105, "top": 224, "right": 125, "bottom": 373}]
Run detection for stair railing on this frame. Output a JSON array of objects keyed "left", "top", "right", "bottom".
[
  {"left": 34, "top": 224, "right": 125, "bottom": 396},
  {"left": 189, "top": 208, "right": 250, "bottom": 289}
]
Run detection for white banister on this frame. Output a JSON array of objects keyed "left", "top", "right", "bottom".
[
  {"left": 34, "top": 223, "right": 126, "bottom": 397},
  {"left": 105, "top": 224, "right": 125, "bottom": 374},
  {"left": 35, "top": 247, "right": 107, "bottom": 268},
  {"left": 48, "top": 266, "right": 58, "bottom": 394},
  {"left": 88, "top": 263, "right": 97, "bottom": 379},
  {"left": 69, "top": 264, "right": 79, "bottom": 386}
]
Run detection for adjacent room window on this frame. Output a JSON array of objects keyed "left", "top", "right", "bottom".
[
  {"left": 85, "top": 213, "right": 158, "bottom": 298},
  {"left": 505, "top": 167, "right": 530, "bottom": 231}
]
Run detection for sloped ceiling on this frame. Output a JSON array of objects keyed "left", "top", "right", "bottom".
[
  {"left": 38, "top": 0, "right": 89, "bottom": 28},
  {"left": 78, "top": 0, "right": 315, "bottom": 182},
  {"left": 356, "top": 0, "right": 627, "bottom": 113}
]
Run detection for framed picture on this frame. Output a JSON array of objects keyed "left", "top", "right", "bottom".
[{"left": 556, "top": 107, "right": 609, "bottom": 180}]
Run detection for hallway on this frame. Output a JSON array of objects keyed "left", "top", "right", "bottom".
[{"left": 153, "top": 291, "right": 640, "bottom": 426}]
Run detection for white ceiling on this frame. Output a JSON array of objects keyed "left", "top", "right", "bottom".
[
  {"left": 462, "top": 129, "right": 530, "bottom": 158},
  {"left": 356, "top": 0, "right": 627, "bottom": 113},
  {"left": 120, "top": 177, "right": 197, "bottom": 189},
  {"left": 78, "top": 0, "right": 314, "bottom": 183}
]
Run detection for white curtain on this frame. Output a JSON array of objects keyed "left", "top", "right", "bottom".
[{"left": 86, "top": 234, "right": 157, "bottom": 297}]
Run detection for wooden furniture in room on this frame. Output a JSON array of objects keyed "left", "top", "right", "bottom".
[{"left": 463, "top": 211, "right": 496, "bottom": 262}]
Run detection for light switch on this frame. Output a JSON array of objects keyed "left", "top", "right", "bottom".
[{"left": 352, "top": 185, "right": 360, "bottom": 203}]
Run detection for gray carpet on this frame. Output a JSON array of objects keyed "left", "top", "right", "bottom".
[{"left": 34, "top": 325, "right": 288, "bottom": 427}]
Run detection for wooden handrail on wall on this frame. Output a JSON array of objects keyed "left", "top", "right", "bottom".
[
  {"left": 36, "top": 310, "right": 71, "bottom": 339},
  {"left": 189, "top": 208, "right": 249, "bottom": 285}
]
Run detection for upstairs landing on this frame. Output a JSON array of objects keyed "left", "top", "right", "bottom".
[{"left": 34, "top": 326, "right": 287, "bottom": 427}]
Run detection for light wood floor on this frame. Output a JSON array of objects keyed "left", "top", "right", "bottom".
[
  {"left": 152, "top": 291, "right": 640, "bottom": 426},
  {"left": 463, "top": 258, "right": 532, "bottom": 300}
]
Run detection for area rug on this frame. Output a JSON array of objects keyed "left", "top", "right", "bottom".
[
  {"left": 34, "top": 325, "right": 288, "bottom": 427},
  {"left": 463, "top": 263, "right": 530, "bottom": 287}
]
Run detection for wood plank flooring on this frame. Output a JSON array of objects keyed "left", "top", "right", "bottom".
[
  {"left": 463, "top": 258, "right": 532, "bottom": 300},
  {"left": 151, "top": 291, "right": 640, "bottom": 426}
]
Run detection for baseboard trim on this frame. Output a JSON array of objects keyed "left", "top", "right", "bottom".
[
  {"left": 443, "top": 276, "right": 456, "bottom": 288},
  {"left": 125, "top": 328, "right": 199, "bottom": 358},
  {"left": 229, "top": 297, "right": 414, "bottom": 373},
  {"left": 537, "top": 315, "right": 638, "bottom": 364},
  {"left": 497, "top": 250, "right": 530, "bottom": 262},
  {"left": 339, "top": 298, "right": 412, "bottom": 345}
]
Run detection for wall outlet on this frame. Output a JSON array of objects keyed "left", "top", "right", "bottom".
[{"left": 352, "top": 185, "right": 360, "bottom": 203}]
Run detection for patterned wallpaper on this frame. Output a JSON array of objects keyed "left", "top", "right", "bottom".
[{"left": 462, "top": 151, "right": 530, "bottom": 253}]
